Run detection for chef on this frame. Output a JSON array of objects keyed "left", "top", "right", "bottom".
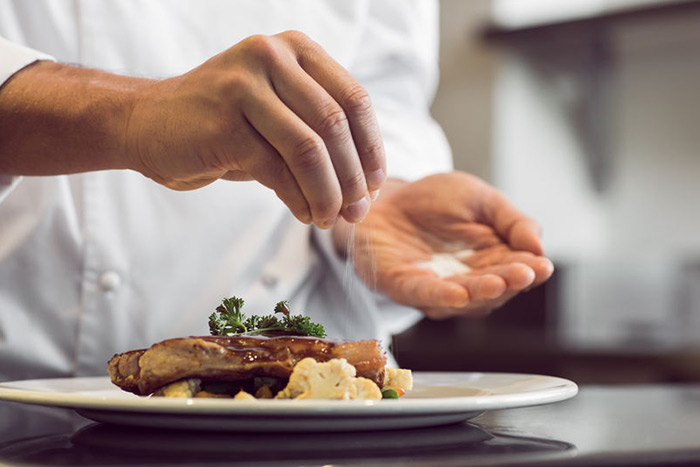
[{"left": 0, "top": 0, "right": 552, "bottom": 381}]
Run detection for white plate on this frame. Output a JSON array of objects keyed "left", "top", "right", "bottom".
[{"left": 0, "top": 372, "right": 577, "bottom": 432}]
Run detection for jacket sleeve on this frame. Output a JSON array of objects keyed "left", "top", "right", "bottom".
[
  {"left": 0, "top": 36, "right": 54, "bottom": 203},
  {"left": 350, "top": 0, "right": 453, "bottom": 182}
]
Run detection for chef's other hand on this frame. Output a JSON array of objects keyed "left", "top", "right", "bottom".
[
  {"left": 125, "top": 31, "right": 384, "bottom": 227},
  {"left": 344, "top": 172, "right": 554, "bottom": 319}
]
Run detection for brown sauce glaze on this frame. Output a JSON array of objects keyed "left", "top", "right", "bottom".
[{"left": 108, "top": 335, "right": 386, "bottom": 396}]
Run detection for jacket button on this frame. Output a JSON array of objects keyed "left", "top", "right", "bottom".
[
  {"left": 260, "top": 274, "right": 278, "bottom": 288},
  {"left": 99, "top": 271, "right": 122, "bottom": 291}
]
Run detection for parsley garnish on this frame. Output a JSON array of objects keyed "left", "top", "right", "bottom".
[{"left": 208, "top": 297, "right": 326, "bottom": 338}]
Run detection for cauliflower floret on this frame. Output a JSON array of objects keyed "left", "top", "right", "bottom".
[
  {"left": 275, "top": 358, "right": 382, "bottom": 400},
  {"left": 233, "top": 390, "right": 256, "bottom": 400},
  {"left": 383, "top": 368, "right": 413, "bottom": 391}
]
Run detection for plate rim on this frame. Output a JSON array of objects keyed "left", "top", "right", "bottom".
[{"left": 0, "top": 371, "right": 578, "bottom": 416}]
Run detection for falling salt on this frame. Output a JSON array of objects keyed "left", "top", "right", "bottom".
[
  {"left": 341, "top": 223, "right": 357, "bottom": 336},
  {"left": 417, "top": 249, "right": 474, "bottom": 278},
  {"left": 341, "top": 221, "right": 377, "bottom": 338}
]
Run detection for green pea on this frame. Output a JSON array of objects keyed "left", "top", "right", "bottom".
[{"left": 382, "top": 388, "right": 400, "bottom": 399}]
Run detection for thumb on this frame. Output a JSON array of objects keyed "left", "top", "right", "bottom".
[
  {"left": 509, "top": 218, "right": 544, "bottom": 256},
  {"left": 482, "top": 189, "right": 544, "bottom": 255}
]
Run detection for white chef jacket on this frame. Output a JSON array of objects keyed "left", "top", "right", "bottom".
[{"left": 0, "top": 0, "right": 452, "bottom": 381}]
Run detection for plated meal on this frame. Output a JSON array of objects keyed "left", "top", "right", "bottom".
[
  {"left": 108, "top": 297, "right": 413, "bottom": 401},
  {"left": 0, "top": 296, "right": 578, "bottom": 432}
]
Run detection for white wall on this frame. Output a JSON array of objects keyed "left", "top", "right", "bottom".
[
  {"left": 493, "top": 0, "right": 681, "bottom": 28},
  {"left": 490, "top": 4, "right": 700, "bottom": 349},
  {"left": 431, "top": 0, "right": 495, "bottom": 181}
]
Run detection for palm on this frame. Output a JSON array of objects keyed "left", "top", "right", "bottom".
[{"left": 352, "top": 173, "right": 553, "bottom": 319}]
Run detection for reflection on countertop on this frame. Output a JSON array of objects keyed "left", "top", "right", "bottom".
[
  {"left": 3, "top": 383, "right": 700, "bottom": 466},
  {"left": 0, "top": 401, "right": 574, "bottom": 466}
]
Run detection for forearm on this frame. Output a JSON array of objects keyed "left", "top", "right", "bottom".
[{"left": 0, "top": 60, "right": 149, "bottom": 175}]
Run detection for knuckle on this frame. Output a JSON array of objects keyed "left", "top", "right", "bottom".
[
  {"left": 339, "top": 170, "right": 366, "bottom": 196},
  {"left": 268, "top": 162, "right": 294, "bottom": 189},
  {"left": 340, "top": 86, "right": 373, "bottom": 114},
  {"left": 276, "top": 31, "right": 320, "bottom": 65},
  {"left": 209, "top": 68, "right": 252, "bottom": 108},
  {"left": 277, "top": 30, "right": 313, "bottom": 48},
  {"left": 290, "top": 136, "right": 326, "bottom": 172},
  {"left": 357, "top": 139, "right": 384, "bottom": 161},
  {"left": 312, "top": 196, "right": 342, "bottom": 222},
  {"left": 241, "top": 34, "right": 281, "bottom": 64},
  {"left": 316, "top": 105, "right": 350, "bottom": 139},
  {"left": 225, "top": 70, "right": 250, "bottom": 92}
]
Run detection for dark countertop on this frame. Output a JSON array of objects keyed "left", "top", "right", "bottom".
[{"left": 1, "top": 384, "right": 699, "bottom": 466}]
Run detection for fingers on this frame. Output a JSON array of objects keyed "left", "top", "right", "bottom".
[
  {"left": 386, "top": 261, "right": 536, "bottom": 309},
  {"left": 510, "top": 218, "right": 545, "bottom": 256},
  {"left": 450, "top": 264, "right": 532, "bottom": 294},
  {"left": 418, "top": 276, "right": 519, "bottom": 319},
  {"left": 286, "top": 32, "right": 387, "bottom": 194},
  {"left": 482, "top": 189, "right": 544, "bottom": 255},
  {"left": 242, "top": 84, "right": 343, "bottom": 227},
  {"left": 434, "top": 260, "right": 553, "bottom": 317},
  {"left": 234, "top": 32, "right": 385, "bottom": 227},
  {"left": 384, "top": 269, "right": 470, "bottom": 309},
  {"left": 127, "top": 32, "right": 384, "bottom": 225},
  {"left": 448, "top": 273, "right": 508, "bottom": 301},
  {"left": 527, "top": 256, "right": 555, "bottom": 284},
  {"left": 392, "top": 259, "right": 553, "bottom": 320},
  {"left": 222, "top": 125, "right": 313, "bottom": 224},
  {"left": 269, "top": 55, "right": 373, "bottom": 223},
  {"left": 468, "top": 248, "right": 555, "bottom": 285},
  {"left": 415, "top": 271, "right": 521, "bottom": 320}
]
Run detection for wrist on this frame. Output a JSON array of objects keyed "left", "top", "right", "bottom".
[
  {"left": 75, "top": 65, "right": 154, "bottom": 172},
  {"left": 0, "top": 60, "right": 152, "bottom": 174}
]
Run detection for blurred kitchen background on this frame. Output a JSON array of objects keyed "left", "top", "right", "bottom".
[{"left": 393, "top": 0, "right": 700, "bottom": 384}]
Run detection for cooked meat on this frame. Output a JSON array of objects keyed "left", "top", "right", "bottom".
[{"left": 108, "top": 335, "right": 386, "bottom": 396}]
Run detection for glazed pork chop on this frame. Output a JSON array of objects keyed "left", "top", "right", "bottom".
[{"left": 108, "top": 335, "right": 387, "bottom": 396}]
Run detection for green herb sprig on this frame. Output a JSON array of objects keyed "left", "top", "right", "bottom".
[{"left": 208, "top": 297, "right": 326, "bottom": 338}]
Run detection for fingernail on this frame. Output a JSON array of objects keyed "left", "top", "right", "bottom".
[
  {"left": 366, "top": 169, "right": 386, "bottom": 190},
  {"left": 344, "top": 198, "right": 369, "bottom": 223},
  {"left": 318, "top": 215, "right": 338, "bottom": 229},
  {"left": 370, "top": 189, "right": 380, "bottom": 201}
]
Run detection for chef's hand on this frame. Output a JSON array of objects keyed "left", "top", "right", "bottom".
[
  {"left": 337, "top": 172, "right": 554, "bottom": 319},
  {"left": 0, "top": 31, "right": 384, "bottom": 227},
  {"left": 126, "top": 31, "right": 384, "bottom": 227}
]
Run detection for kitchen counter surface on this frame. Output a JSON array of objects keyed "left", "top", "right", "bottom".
[{"left": 1, "top": 383, "right": 699, "bottom": 466}]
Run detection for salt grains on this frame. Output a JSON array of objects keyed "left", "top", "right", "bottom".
[{"left": 417, "top": 250, "right": 474, "bottom": 278}]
